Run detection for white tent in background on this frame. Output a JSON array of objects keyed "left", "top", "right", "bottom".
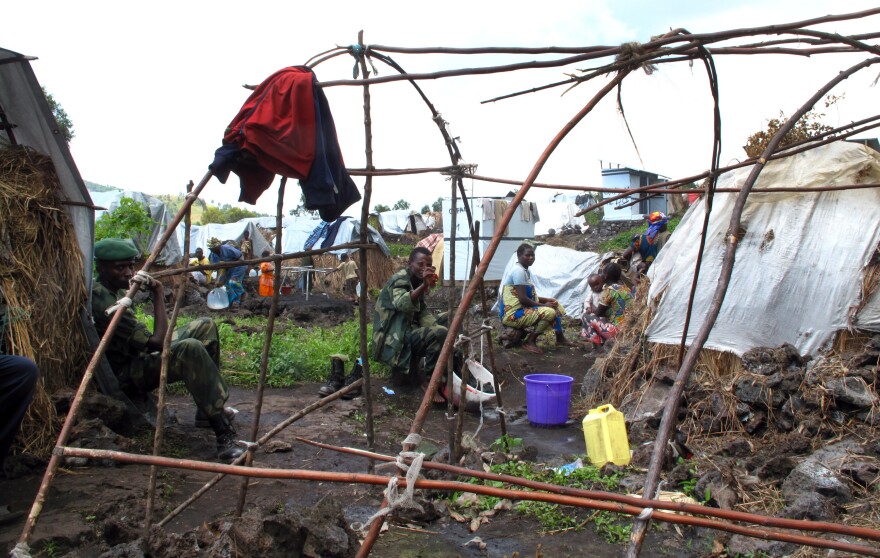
[
  {"left": 376, "top": 209, "right": 427, "bottom": 235},
  {"left": 443, "top": 197, "right": 539, "bottom": 281},
  {"left": 278, "top": 217, "right": 389, "bottom": 256},
  {"left": 646, "top": 141, "right": 880, "bottom": 357},
  {"left": 90, "top": 189, "right": 188, "bottom": 265},
  {"left": 497, "top": 245, "right": 600, "bottom": 320},
  {"left": 533, "top": 202, "right": 582, "bottom": 236},
  {"left": 189, "top": 220, "right": 273, "bottom": 258}
]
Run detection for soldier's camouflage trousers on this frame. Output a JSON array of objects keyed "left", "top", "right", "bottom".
[{"left": 136, "top": 318, "right": 229, "bottom": 416}]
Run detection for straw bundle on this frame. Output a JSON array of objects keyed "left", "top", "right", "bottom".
[{"left": 0, "top": 146, "right": 90, "bottom": 457}]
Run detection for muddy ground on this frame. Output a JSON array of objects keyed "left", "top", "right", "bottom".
[{"left": 0, "top": 288, "right": 714, "bottom": 558}]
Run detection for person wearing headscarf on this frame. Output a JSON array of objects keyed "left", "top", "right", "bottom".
[
  {"left": 208, "top": 237, "right": 247, "bottom": 308},
  {"left": 499, "top": 243, "right": 572, "bottom": 355},
  {"left": 623, "top": 211, "right": 670, "bottom": 278},
  {"left": 90, "top": 238, "right": 242, "bottom": 460}
]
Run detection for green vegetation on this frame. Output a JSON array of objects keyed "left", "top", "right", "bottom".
[
  {"left": 453, "top": 459, "right": 630, "bottom": 543},
  {"left": 200, "top": 204, "right": 263, "bottom": 225},
  {"left": 42, "top": 87, "right": 74, "bottom": 143},
  {"left": 94, "top": 197, "right": 153, "bottom": 251},
  {"left": 388, "top": 243, "right": 415, "bottom": 259},
  {"left": 136, "top": 310, "right": 387, "bottom": 386},
  {"left": 392, "top": 199, "right": 411, "bottom": 210},
  {"left": 431, "top": 197, "right": 443, "bottom": 212},
  {"left": 373, "top": 203, "right": 391, "bottom": 213},
  {"left": 598, "top": 215, "right": 682, "bottom": 253}
]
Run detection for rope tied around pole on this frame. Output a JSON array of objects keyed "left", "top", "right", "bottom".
[
  {"left": 615, "top": 42, "right": 659, "bottom": 75},
  {"left": 107, "top": 270, "right": 159, "bottom": 315},
  {"left": 637, "top": 507, "right": 654, "bottom": 520},
  {"left": 10, "top": 543, "right": 32, "bottom": 558},
  {"left": 348, "top": 44, "right": 378, "bottom": 79},
  {"left": 360, "top": 434, "right": 426, "bottom": 529}
]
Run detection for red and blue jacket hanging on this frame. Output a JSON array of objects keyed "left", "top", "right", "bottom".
[{"left": 210, "top": 66, "right": 360, "bottom": 221}]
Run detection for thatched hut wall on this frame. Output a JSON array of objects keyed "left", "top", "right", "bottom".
[
  {"left": 310, "top": 250, "right": 396, "bottom": 296},
  {"left": 0, "top": 147, "right": 91, "bottom": 456}
]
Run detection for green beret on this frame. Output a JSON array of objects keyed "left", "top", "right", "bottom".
[{"left": 94, "top": 238, "right": 139, "bottom": 261}]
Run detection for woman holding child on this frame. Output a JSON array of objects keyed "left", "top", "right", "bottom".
[{"left": 580, "top": 262, "right": 632, "bottom": 346}]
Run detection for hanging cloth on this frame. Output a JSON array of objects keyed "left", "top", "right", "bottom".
[{"left": 210, "top": 66, "right": 361, "bottom": 221}]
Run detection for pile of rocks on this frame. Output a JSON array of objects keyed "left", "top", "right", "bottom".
[{"left": 588, "top": 338, "right": 880, "bottom": 556}]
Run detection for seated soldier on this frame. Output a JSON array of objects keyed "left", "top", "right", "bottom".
[
  {"left": 371, "top": 247, "right": 447, "bottom": 403},
  {"left": 499, "top": 243, "right": 572, "bottom": 355},
  {"left": 91, "top": 238, "right": 242, "bottom": 460}
]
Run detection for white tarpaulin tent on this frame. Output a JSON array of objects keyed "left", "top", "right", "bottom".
[
  {"left": 376, "top": 210, "right": 427, "bottom": 235},
  {"left": 278, "top": 217, "right": 390, "bottom": 256},
  {"left": 646, "top": 142, "right": 880, "bottom": 356},
  {"left": 533, "top": 202, "right": 582, "bottom": 236},
  {"left": 189, "top": 220, "right": 273, "bottom": 259},
  {"left": 0, "top": 47, "right": 94, "bottom": 284},
  {"left": 443, "top": 197, "right": 538, "bottom": 281},
  {"left": 497, "top": 245, "right": 600, "bottom": 320},
  {"left": 91, "top": 189, "right": 190, "bottom": 265}
]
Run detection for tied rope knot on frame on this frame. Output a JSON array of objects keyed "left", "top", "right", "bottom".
[
  {"left": 356, "top": 434, "right": 425, "bottom": 531},
  {"left": 349, "top": 44, "right": 378, "bottom": 79},
  {"left": 106, "top": 271, "right": 158, "bottom": 316}
]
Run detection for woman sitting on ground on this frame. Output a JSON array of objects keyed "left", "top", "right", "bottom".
[
  {"left": 499, "top": 243, "right": 572, "bottom": 355},
  {"left": 582, "top": 262, "right": 632, "bottom": 346}
]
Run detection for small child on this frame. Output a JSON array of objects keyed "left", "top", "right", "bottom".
[
  {"left": 259, "top": 250, "right": 275, "bottom": 297},
  {"left": 580, "top": 273, "right": 604, "bottom": 339}
]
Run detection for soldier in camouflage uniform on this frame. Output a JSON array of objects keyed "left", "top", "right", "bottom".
[
  {"left": 91, "top": 239, "right": 243, "bottom": 460},
  {"left": 372, "top": 247, "right": 448, "bottom": 402}
]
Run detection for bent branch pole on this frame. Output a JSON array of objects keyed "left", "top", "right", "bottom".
[
  {"left": 356, "top": 31, "right": 377, "bottom": 459},
  {"left": 54, "top": 447, "right": 880, "bottom": 557},
  {"left": 157, "top": 378, "right": 364, "bottom": 527},
  {"left": 357, "top": 70, "right": 631, "bottom": 557},
  {"left": 17, "top": 169, "right": 215, "bottom": 549},
  {"left": 625, "top": 56, "right": 880, "bottom": 558},
  {"left": 146, "top": 180, "right": 195, "bottom": 529},
  {"left": 320, "top": 9, "right": 880, "bottom": 89},
  {"left": 235, "top": 177, "right": 287, "bottom": 516},
  {"left": 297, "top": 437, "right": 880, "bottom": 543}
]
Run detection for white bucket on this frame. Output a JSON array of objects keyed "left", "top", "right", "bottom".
[
  {"left": 207, "top": 286, "right": 229, "bottom": 310},
  {"left": 443, "top": 359, "right": 497, "bottom": 412}
]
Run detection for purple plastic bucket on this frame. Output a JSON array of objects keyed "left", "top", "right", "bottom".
[{"left": 524, "top": 374, "right": 573, "bottom": 427}]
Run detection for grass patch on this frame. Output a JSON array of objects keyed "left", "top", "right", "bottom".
[
  {"left": 387, "top": 243, "right": 414, "bottom": 259},
  {"left": 452, "top": 459, "right": 631, "bottom": 543},
  {"left": 598, "top": 215, "right": 682, "bottom": 253},
  {"left": 134, "top": 309, "right": 387, "bottom": 387}
]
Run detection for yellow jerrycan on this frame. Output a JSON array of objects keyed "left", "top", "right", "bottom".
[{"left": 582, "top": 404, "right": 630, "bottom": 467}]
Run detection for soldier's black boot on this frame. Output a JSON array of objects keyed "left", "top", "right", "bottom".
[
  {"left": 318, "top": 355, "right": 347, "bottom": 397},
  {"left": 208, "top": 412, "right": 244, "bottom": 461},
  {"left": 195, "top": 406, "right": 237, "bottom": 428},
  {"left": 341, "top": 359, "right": 364, "bottom": 400}
]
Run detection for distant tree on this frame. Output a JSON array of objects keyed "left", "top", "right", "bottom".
[
  {"left": 289, "top": 192, "right": 318, "bottom": 217},
  {"left": 373, "top": 203, "right": 391, "bottom": 213},
  {"left": 95, "top": 197, "right": 153, "bottom": 254},
  {"left": 200, "top": 204, "right": 261, "bottom": 224},
  {"left": 431, "top": 197, "right": 443, "bottom": 212},
  {"left": 200, "top": 206, "right": 226, "bottom": 225},
  {"left": 420, "top": 204, "right": 430, "bottom": 214},
  {"left": 743, "top": 96, "right": 839, "bottom": 158},
  {"left": 392, "top": 199, "right": 410, "bottom": 210},
  {"left": 41, "top": 87, "right": 74, "bottom": 143}
]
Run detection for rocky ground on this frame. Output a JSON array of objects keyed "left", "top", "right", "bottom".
[{"left": 2, "top": 226, "right": 878, "bottom": 557}]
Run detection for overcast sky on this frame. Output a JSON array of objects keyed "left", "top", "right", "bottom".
[{"left": 5, "top": 1, "right": 879, "bottom": 217}]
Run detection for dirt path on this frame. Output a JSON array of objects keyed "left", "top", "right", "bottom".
[{"left": 1, "top": 335, "right": 709, "bottom": 557}]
